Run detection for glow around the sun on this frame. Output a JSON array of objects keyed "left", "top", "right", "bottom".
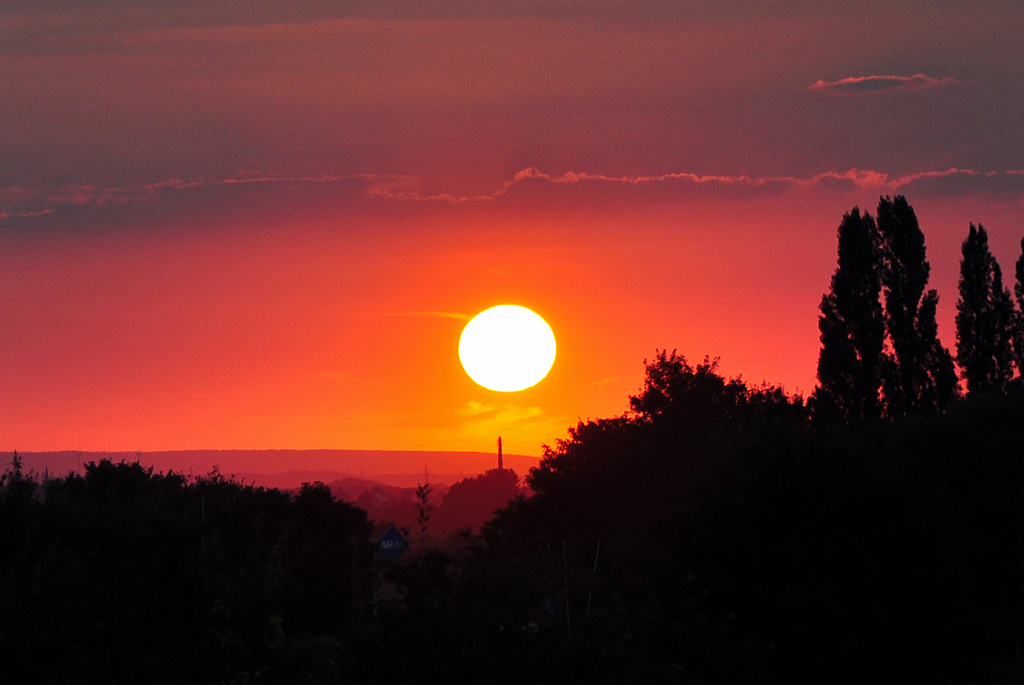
[{"left": 459, "top": 305, "right": 556, "bottom": 392}]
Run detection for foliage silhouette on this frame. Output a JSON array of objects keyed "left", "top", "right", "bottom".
[
  {"left": 1013, "top": 237, "right": 1024, "bottom": 374},
  {"left": 431, "top": 467, "right": 525, "bottom": 542},
  {"left": 956, "top": 224, "right": 1017, "bottom": 393},
  {"left": 476, "top": 355, "right": 1024, "bottom": 684},
  {"left": 4, "top": 372, "right": 1024, "bottom": 683},
  {"left": 415, "top": 482, "right": 432, "bottom": 557},
  {"left": 813, "top": 207, "right": 885, "bottom": 421},
  {"left": 0, "top": 460, "right": 374, "bottom": 684},
  {"left": 876, "top": 195, "right": 957, "bottom": 414}
]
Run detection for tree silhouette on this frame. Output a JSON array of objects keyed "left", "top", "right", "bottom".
[
  {"left": 432, "top": 468, "right": 524, "bottom": 539},
  {"left": 0, "top": 459, "right": 375, "bottom": 684},
  {"left": 956, "top": 224, "right": 1016, "bottom": 393},
  {"left": 814, "top": 208, "right": 885, "bottom": 421},
  {"left": 876, "top": 196, "right": 957, "bottom": 414},
  {"left": 915, "top": 290, "right": 960, "bottom": 409},
  {"left": 992, "top": 262, "right": 1018, "bottom": 385},
  {"left": 629, "top": 350, "right": 747, "bottom": 427},
  {"left": 1014, "top": 237, "right": 1024, "bottom": 375},
  {"left": 415, "top": 482, "right": 432, "bottom": 556}
]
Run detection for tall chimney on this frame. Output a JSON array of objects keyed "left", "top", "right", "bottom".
[{"left": 498, "top": 436, "right": 503, "bottom": 470}]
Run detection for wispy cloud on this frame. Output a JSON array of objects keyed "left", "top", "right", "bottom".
[
  {"left": 893, "top": 168, "right": 1024, "bottom": 198},
  {"left": 0, "top": 173, "right": 395, "bottom": 218},
  {"left": 365, "top": 166, "right": 884, "bottom": 202},
  {"left": 492, "top": 405, "right": 544, "bottom": 423},
  {"left": 0, "top": 209, "right": 54, "bottom": 219},
  {"left": 361, "top": 175, "right": 497, "bottom": 203},
  {"left": 450, "top": 401, "right": 552, "bottom": 436},
  {"left": 809, "top": 74, "right": 954, "bottom": 95},
  {"left": 4, "top": 165, "right": 1024, "bottom": 221},
  {"left": 46, "top": 184, "right": 99, "bottom": 205},
  {"left": 452, "top": 401, "right": 544, "bottom": 424},
  {"left": 507, "top": 166, "right": 1024, "bottom": 199},
  {"left": 453, "top": 401, "right": 496, "bottom": 417},
  {"left": 450, "top": 166, "right": 1024, "bottom": 200}
]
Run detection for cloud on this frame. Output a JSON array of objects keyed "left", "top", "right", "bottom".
[
  {"left": 497, "top": 167, "right": 1024, "bottom": 201},
  {"left": 453, "top": 400, "right": 542, "bottom": 422},
  {"left": 0, "top": 185, "right": 44, "bottom": 214},
  {"left": 0, "top": 209, "right": 54, "bottom": 220},
  {"left": 453, "top": 401, "right": 496, "bottom": 417},
  {"left": 453, "top": 401, "right": 545, "bottom": 423},
  {"left": 894, "top": 168, "right": 1024, "bottom": 198},
  {"left": 450, "top": 402, "right": 558, "bottom": 445},
  {"left": 46, "top": 184, "right": 99, "bottom": 205},
  {"left": 458, "top": 167, "right": 1024, "bottom": 202},
  {"left": 450, "top": 401, "right": 555, "bottom": 440},
  {"left": 361, "top": 175, "right": 496, "bottom": 204},
  {"left": 0, "top": 174, "right": 366, "bottom": 221},
  {"left": 5, "top": 166, "right": 1024, "bottom": 224},
  {"left": 492, "top": 405, "right": 544, "bottom": 423},
  {"left": 809, "top": 74, "right": 954, "bottom": 95}
]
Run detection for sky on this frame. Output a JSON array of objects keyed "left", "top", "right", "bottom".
[{"left": 1, "top": 0, "right": 1023, "bottom": 456}]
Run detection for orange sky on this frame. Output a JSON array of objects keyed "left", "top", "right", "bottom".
[{"left": 1, "top": 2, "right": 1023, "bottom": 457}]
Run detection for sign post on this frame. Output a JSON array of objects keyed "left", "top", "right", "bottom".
[{"left": 376, "top": 525, "right": 410, "bottom": 561}]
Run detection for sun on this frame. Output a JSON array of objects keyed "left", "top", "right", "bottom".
[{"left": 459, "top": 305, "right": 556, "bottom": 392}]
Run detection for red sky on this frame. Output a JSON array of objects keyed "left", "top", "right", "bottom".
[{"left": 1, "top": 1, "right": 1022, "bottom": 456}]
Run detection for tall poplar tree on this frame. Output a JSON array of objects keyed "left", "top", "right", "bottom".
[
  {"left": 916, "top": 290, "right": 960, "bottom": 409},
  {"left": 814, "top": 208, "right": 884, "bottom": 421},
  {"left": 992, "top": 261, "right": 1017, "bottom": 386},
  {"left": 1016, "top": 238, "right": 1024, "bottom": 316},
  {"left": 876, "top": 196, "right": 957, "bottom": 414},
  {"left": 956, "top": 224, "right": 1015, "bottom": 393},
  {"left": 1014, "top": 238, "right": 1024, "bottom": 376}
]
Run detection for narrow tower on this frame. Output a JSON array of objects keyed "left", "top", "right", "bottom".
[{"left": 498, "top": 436, "right": 503, "bottom": 470}]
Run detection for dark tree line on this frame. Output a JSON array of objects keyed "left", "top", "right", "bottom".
[
  {"left": 2, "top": 196, "right": 1023, "bottom": 684},
  {"left": 467, "top": 353, "right": 1024, "bottom": 684},
  {"left": 815, "top": 195, "right": 1023, "bottom": 420},
  {"left": 3, "top": 369, "right": 1022, "bottom": 684},
  {"left": 0, "top": 458, "right": 376, "bottom": 684}
]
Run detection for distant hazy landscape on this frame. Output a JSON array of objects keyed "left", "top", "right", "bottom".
[{"left": 9, "top": 449, "right": 539, "bottom": 489}]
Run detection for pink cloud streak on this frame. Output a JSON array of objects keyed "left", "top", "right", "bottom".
[
  {"left": 3, "top": 167, "right": 1022, "bottom": 219},
  {"left": 809, "top": 74, "right": 954, "bottom": 94}
]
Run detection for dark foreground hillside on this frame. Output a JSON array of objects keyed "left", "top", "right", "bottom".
[{"left": 1, "top": 357, "right": 1022, "bottom": 684}]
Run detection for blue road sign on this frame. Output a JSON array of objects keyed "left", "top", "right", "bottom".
[{"left": 376, "top": 525, "right": 410, "bottom": 561}]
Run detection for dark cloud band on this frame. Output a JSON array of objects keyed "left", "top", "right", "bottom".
[{"left": 5, "top": 167, "right": 1023, "bottom": 222}]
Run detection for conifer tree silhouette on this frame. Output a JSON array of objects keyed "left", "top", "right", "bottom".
[
  {"left": 992, "top": 260, "right": 1017, "bottom": 385},
  {"left": 956, "top": 224, "right": 1016, "bottom": 393},
  {"left": 876, "top": 196, "right": 956, "bottom": 414},
  {"left": 815, "top": 208, "right": 884, "bottom": 420},
  {"left": 1014, "top": 238, "right": 1024, "bottom": 375},
  {"left": 915, "top": 290, "right": 959, "bottom": 408},
  {"left": 1016, "top": 238, "right": 1024, "bottom": 315}
]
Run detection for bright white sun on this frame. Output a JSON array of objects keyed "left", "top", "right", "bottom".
[{"left": 459, "top": 305, "right": 556, "bottom": 392}]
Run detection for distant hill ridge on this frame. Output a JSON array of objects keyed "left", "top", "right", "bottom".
[{"left": 6, "top": 449, "right": 540, "bottom": 488}]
